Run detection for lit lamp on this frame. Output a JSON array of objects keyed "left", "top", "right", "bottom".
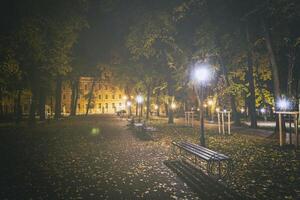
[
  {"left": 276, "top": 98, "right": 291, "bottom": 111},
  {"left": 171, "top": 103, "right": 176, "bottom": 110},
  {"left": 154, "top": 105, "right": 158, "bottom": 110},
  {"left": 240, "top": 108, "right": 245, "bottom": 113},
  {"left": 136, "top": 95, "right": 143, "bottom": 122},
  {"left": 192, "top": 63, "right": 213, "bottom": 147}
]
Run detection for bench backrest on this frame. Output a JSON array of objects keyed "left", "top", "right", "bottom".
[{"left": 176, "top": 141, "right": 229, "bottom": 160}]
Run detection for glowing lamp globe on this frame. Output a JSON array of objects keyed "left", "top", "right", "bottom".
[
  {"left": 276, "top": 98, "right": 291, "bottom": 111},
  {"left": 136, "top": 95, "right": 143, "bottom": 104},
  {"left": 192, "top": 63, "right": 213, "bottom": 85}
]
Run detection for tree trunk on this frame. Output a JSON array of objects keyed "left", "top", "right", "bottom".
[
  {"left": 164, "top": 103, "right": 168, "bottom": 117},
  {"left": 214, "top": 35, "right": 240, "bottom": 125},
  {"left": 38, "top": 89, "right": 46, "bottom": 121},
  {"left": 146, "top": 85, "right": 151, "bottom": 120},
  {"left": 15, "top": 90, "right": 22, "bottom": 124},
  {"left": 287, "top": 47, "right": 296, "bottom": 96},
  {"left": 86, "top": 77, "right": 96, "bottom": 116},
  {"left": 70, "top": 78, "right": 79, "bottom": 116},
  {"left": 262, "top": 20, "right": 280, "bottom": 98},
  {"left": 28, "top": 87, "right": 38, "bottom": 126},
  {"left": 217, "top": 53, "right": 240, "bottom": 125},
  {"left": 262, "top": 19, "right": 285, "bottom": 138},
  {"left": 0, "top": 89, "right": 3, "bottom": 117},
  {"left": 245, "top": 24, "right": 257, "bottom": 128},
  {"left": 168, "top": 98, "right": 174, "bottom": 124},
  {"left": 156, "top": 90, "right": 160, "bottom": 116},
  {"left": 54, "top": 76, "right": 62, "bottom": 120}
]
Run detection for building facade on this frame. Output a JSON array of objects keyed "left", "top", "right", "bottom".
[
  {"left": 1, "top": 70, "right": 126, "bottom": 116},
  {"left": 62, "top": 75, "right": 126, "bottom": 114}
]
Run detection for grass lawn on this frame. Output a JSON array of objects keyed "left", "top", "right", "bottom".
[{"left": 148, "top": 119, "right": 300, "bottom": 200}]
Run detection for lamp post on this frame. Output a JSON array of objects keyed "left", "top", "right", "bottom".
[
  {"left": 192, "top": 64, "right": 213, "bottom": 147},
  {"left": 136, "top": 95, "right": 143, "bottom": 122}
]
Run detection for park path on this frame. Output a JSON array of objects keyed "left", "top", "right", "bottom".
[{"left": 0, "top": 115, "right": 201, "bottom": 199}]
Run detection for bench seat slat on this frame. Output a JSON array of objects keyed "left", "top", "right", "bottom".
[
  {"left": 173, "top": 141, "right": 229, "bottom": 161},
  {"left": 181, "top": 142, "right": 229, "bottom": 160},
  {"left": 179, "top": 143, "right": 226, "bottom": 161}
]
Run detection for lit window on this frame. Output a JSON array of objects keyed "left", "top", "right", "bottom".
[
  {"left": 98, "top": 103, "right": 101, "bottom": 108},
  {"left": 105, "top": 95, "right": 108, "bottom": 99},
  {"left": 119, "top": 94, "right": 122, "bottom": 99},
  {"left": 99, "top": 95, "right": 101, "bottom": 99},
  {"left": 112, "top": 94, "right": 115, "bottom": 99}
]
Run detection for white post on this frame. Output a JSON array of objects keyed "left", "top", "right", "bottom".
[
  {"left": 217, "top": 112, "right": 221, "bottom": 134},
  {"left": 192, "top": 112, "right": 194, "bottom": 127},
  {"left": 295, "top": 113, "right": 298, "bottom": 148},
  {"left": 279, "top": 113, "right": 283, "bottom": 146},
  {"left": 228, "top": 112, "right": 231, "bottom": 135},
  {"left": 222, "top": 112, "right": 225, "bottom": 134}
]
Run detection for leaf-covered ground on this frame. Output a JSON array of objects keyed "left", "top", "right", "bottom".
[
  {"left": 0, "top": 115, "right": 200, "bottom": 199},
  {"left": 1, "top": 115, "right": 299, "bottom": 199},
  {"left": 148, "top": 118, "right": 300, "bottom": 200}
]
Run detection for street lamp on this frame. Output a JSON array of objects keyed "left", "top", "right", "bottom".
[
  {"left": 171, "top": 103, "right": 176, "bottom": 110},
  {"left": 192, "top": 63, "right": 213, "bottom": 147},
  {"left": 276, "top": 98, "right": 291, "bottom": 111},
  {"left": 136, "top": 95, "right": 143, "bottom": 122}
]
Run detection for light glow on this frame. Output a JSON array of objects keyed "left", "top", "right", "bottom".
[
  {"left": 260, "top": 108, "right": 266, "bottom": 113},
  {"left": 171, "top": 103, "right": 176, "bottom": 109},
  {"left": 276, "top": 98, "right": 291, "bottom": 111},
  {"left": 136, "top": 95, "right": 143, "bottom": 104},
  {"left": 192, "top": 63, "right": 213, "bottom": 84},
  {"left": 207, "top": 100, "right": 213, "bottom": 106},
  {"left": 154, "top": 105, "right": 158, "bottom": 110}
]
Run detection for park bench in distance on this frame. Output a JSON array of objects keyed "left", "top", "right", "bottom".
[{"left": 172, "top": 141, "right": 232, "bottom": 179}]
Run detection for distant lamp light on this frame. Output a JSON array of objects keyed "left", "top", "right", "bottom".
[
  {"left": 260, "top": 108, "right": 266, "bottom": 114},
  {"left": 203, "top": 104, "right": 208, "bottom": 108},
  {"left": 171, "top": 103, "right": 176, "bottom": 109},
  {"left": 240, "top": 108, "right": 245, "bottom": 113},
  {"left": 223, "top": 109, "right": 227, "bottom": 113},
  {"left": 126, "top": 101, "right": 132, "bottom": 107},
  {"left": 154, "top": 105, "right": 159, "bottom": 110},
  {"left": 208, "top": 100, "right": 213, "bottom": 106},
  {"left": 216, "top": 108, "right": 220, "bottom": 113},
  {"left": 122, "top": 96, "right": 128, "bottom": 100},
  {"left": 136, "top": 95, "right": 143, "bottom": 104},
  {"left": 276, "top": 98, "right": 291, "bottom": 111},
  {"left": 197, "top": 108, "right": 200, "bottom": 111}
]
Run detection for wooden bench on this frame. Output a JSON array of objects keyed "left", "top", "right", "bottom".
[
  {"left": 172, "top": 141, "right": 232, "bottom": 179},
  {"left": 132, "top": 122, "right": 157, "bottom": 132}
]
